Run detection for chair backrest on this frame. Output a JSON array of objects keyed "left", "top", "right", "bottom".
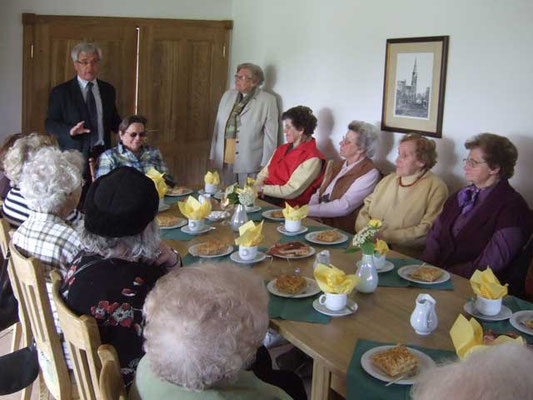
[
  {"left": 98, "top": 344, "right": 126, "bottom": 400},
  {"left": 9, "top": 242, "right": 71, "bottom": 399},
  {"left": 50, "top": 270, "right": 102, "bottom": 400}
]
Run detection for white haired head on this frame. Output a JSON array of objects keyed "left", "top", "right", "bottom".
[
  {"left": 19, "top": 147, "right": 83, "bottom": 215},
  {"left": 411, "top": 342, "right": 533, "bottom": 400},
  {"left": 143, "top": 262, "right": 269, "bottom": 391}
]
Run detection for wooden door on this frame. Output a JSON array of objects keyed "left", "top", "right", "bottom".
[
  {"left": 137, "top": 19, "right": 232, "bottom": 185},
  {"left": 22, "top": 14, "right": 138, "bottom": 134}
]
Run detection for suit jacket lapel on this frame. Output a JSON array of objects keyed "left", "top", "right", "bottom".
[{"left": 240, "top": 88, "right": 259, "bottom": 116}]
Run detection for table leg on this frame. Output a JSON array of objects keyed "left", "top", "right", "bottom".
[{"left": 311, "top": 359, "right": 332, "bottom": 400}]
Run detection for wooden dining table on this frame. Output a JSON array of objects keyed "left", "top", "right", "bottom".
[{"left": 163, "top": 198, "right": 471, "bottom": 400}]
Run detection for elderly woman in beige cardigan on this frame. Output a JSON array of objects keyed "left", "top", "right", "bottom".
[{"left": 355, "top": 133, "right": 448, "bottom": 258}]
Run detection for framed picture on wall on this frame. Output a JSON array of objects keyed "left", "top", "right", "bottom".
[{"left": 381, "top": 36, "right": 449, "bottom": 138}]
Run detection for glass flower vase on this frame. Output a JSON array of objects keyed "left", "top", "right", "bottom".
[
  {"left": 230, "top": 204, "right": 249, "bottom": 232},
  {"left": 355, "top": 253, "right": 378, "bottom": 293}
]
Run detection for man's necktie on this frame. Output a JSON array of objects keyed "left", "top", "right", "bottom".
[{"left": 86, "top": 82, "right": 98, "bottom": 147}]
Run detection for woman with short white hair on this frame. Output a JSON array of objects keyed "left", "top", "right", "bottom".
[
  {"left": 308, "top": 120, "right": 381, "bottom": 233},
  {"left": 131, "top": 262, "right": 303, "bottom": 399}
]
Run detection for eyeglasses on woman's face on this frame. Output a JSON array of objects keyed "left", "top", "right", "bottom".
[
  {"left": 125, "top": 131, "right": 147, "bottom": 139},
  {"left": 462, "top": 158, "right": 487, "bottom": 168}
]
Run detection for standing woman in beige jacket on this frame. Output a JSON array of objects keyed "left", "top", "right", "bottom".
[{"left": 355, "top": 133, "right": 448, "bottom": 257}]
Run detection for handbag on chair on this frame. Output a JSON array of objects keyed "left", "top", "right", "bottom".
[{"left": 0, "top": 342, "right": 39, "bottom": 395}]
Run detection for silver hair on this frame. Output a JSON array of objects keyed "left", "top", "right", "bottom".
[
  {"left": 347, "top": 120, "right": 378, "bottom": 158},
  {"left": 143, "top": 262, "right": 269, "bottom": 391},
  {"left": 411, "top": 343, "right": 533, "bottom": 400},
  {"left": 237, "top": 63, "right": 264, "bottom": 86},
  {"left": 79, "top": 220, "right": 160, "bottom": 261},
  {"left": 19, "top": 147, "right": 84, "bottom": 214},
  {"left": 70, "top": 42, "right": 103, "bottom": 62},
  {"left": 3, "top": 133, "right": 57, "bottom": 186}
]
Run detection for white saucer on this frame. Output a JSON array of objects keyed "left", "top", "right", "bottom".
[
  {"left": 159, "top": 218, "right": 187, "bottom": 230},
  {"left": 277, "top": 226, "right": 308, "bottom": 236},
  {"left": 245, "top": 205, "right": 262, "bottom": 213},
  {"left": 230, "top": 251, "right": 267, "bottom": 264},
  {"left": 312, "top": 298, "right": 358, "bottom": 317},
  {"left": 463, "top": 300, "right": 512, "bottom": 321},
  {"left": 356, "top": 259, "right": 395, "bottom": 273},
  {"left": 509, "top": 310, "right": 533, "bottom": 336},
  {"left": 180, "top": 225, "right": 213, "bottom": 235}
]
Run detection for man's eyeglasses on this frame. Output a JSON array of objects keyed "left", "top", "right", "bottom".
[
  {"left": 234, "top": 74, "right": 252, "bottom": 81},
  {"left": 463, "top": 158, "right": 487, "bottom": 168},
  {"left": 125, "top": 132, "right": 147, "bottom": 139},
  {"left": 76, "top": 60, "right": 100, "bottom": 67}
]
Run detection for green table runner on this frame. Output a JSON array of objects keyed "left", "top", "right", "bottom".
[
  {"left": 268, "top": 292, "right": 330, "bottom": 324},
  {"left": 160, "top": 220, "right": 214, "bottom": 241},
  {"left": 479, "top": 296, "right": 533, "bottom": 343},
  {"left": 347, "top": 339, "right": 456, "bottom": 400},
  {"left": 377, "top": 258, "right": 454, "bottom": 290}
]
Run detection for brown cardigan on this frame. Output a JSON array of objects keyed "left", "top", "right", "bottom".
[{"left": 316, "top": 158, "right": 379, "bottom": 234}]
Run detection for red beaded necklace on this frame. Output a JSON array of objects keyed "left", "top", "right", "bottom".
[{"left": 398, "top": 170, "right": 428, "bottom": 188}]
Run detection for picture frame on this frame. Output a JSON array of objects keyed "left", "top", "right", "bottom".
[{"left": 381, "top": 36, "right": 449, "bottom": 138}]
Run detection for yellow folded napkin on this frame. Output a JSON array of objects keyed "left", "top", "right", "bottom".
[
  {"left": 204, "top": 171, "right": 220, "bottom": 185},
  {"left": 146, "top": 168, "right": 168, "bottom": 199},
  {"left": 470, "top": 268, "right": 508, "bottom": 299},
  {"left": 178, "top": 196, "right": 212, "bottom": 220},
  {"left": 313, "top": 263, "right": 359, "bottom": 294},
  {"left": 235, "top": 221, "right": 264, "bottom": 247},
  {"left": 246, "top": 177, "right": 256, "bottom": 186},
  {"left": 450, "top": 314, "right": 523, "bottom": 359},
  {"left": 282, "top": 204, "right": 308, "bottom": 221},
  {"left": 374, "top": 239, "right": 389, "bottom": 255}
]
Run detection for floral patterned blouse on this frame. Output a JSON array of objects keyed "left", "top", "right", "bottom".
[{"left": 60, "top": 251, "right": 166, "bottom": 387}]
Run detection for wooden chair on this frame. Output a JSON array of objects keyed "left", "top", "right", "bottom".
[
  {"left": 97, "top": 344, "right": 126, "bottom": 400},
  {"left": 50, "top": 270, "right": 102, "bottom": 400},
  {"left": 9, "top": 242, "right": 72, "bottom": 399}
]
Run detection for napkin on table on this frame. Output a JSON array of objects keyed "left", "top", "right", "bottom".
[
  {"left": 178, "top": 196, "right": 212, "bottom": 220},
  {"left": 450, "top": 314, "right": 523, "bottom": 360},
  {"left": 470, "top": 268, "right": 508, "bottom": 299},
  {"left": 204, "top": 171, "right": 220, "bottom": 185},
  {"left": 282, "top": 204, "right": 309, "bottom": 221},
  {"left": 146, "top": 167, "right": 168, "bottom": 199},
  {"left": 313, "top": 263, "right": 359, "bottom": 294},
  {"left": 235, "top": 221, "right": 264, "bottom": 247}
]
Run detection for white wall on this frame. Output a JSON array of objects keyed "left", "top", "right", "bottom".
[
  {"left": 0, "top": 0, "right": 232, "bottom": 134},
  {"left": 230, "top": 0, "right": 533, "bottom": 205}
]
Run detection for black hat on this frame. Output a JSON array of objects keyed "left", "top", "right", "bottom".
[{"left": 84, "top": 166, "right": 159, "bottom": 237}]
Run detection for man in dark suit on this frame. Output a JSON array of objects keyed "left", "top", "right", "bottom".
[{"left": 45, "top": 42, "right": 121, "bottom": 174}]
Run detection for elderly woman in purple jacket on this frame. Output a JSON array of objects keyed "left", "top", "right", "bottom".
[{"left": 422, "top": 133, "right": 531, "bottom": 293}]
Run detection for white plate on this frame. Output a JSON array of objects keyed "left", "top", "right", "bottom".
[
  {"left": 277, "top": 225, "right": 308, "bottom": 236},
  {"left": 312, "top": 298, "right": 358, "bottom": 317},
  {"left": 207, "top": 211, "right": 229, "bottom": 222},
  {"left": 159, "top": 218, "right": 187, "bottom": 230},
  {"left": 245, "top": 205, "right": 262, "bottom": 213},
  {"left": 397, "top": 265, "right": 450, "bottom": 285},
  {"left": 165, "top": 188, "right": 193, "bottom": 197},
  {"left": 356, "top": 259, "right": 395, "bottom": 274},
  {"left": 463, "top": 301, "right": 513, "bottom": 322},
  {"left": 230, "top": 251, "right": 267, "bottom": 264},
  {"left": 510, "top": 310, "right": 533, "bottom": 336},
  {"left": 305, "top": 230, "right": 349, "bottom": 246},
  {"left": 267, "top": 277, "right": 321, "bottom": 298},
  {"left": 188, "top": 243, "right": 233, "bottom": 258},
  {"left": 158, "top": 203, "right": 170, "bottom": 212},
  {"left": 360, "top": 346, "right": 436, "bottom": 385},
  {"left": 262, "top": 209, "right": 285, "bottom": 221},
  {"left": 198, "top": 189, "right": 224, "bottom": 200},
  {"left": 180, "top": 225, "right": 213, "bottom": 235},
  {"left": 269, "top": 245, "right": 316, "bottom": 260}
]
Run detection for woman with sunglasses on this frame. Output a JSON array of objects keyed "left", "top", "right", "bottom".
[
  {"left": 95, "top": 115, "right": 169, "bottom": 179},
  {"left": 422, "top": 133, "right": 531, "bottom": 294}
]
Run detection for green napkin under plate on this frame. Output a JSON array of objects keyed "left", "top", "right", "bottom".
[
  {"left": 377, "top": 258, "right": 454, "bottom": 290},
  {"left": 268, "top": 292, "right": 330, "bottom": 324}
]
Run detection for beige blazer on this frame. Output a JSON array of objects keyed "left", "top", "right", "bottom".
[{"left": 209, "top": 88, "right": 279, "bottom": 174}]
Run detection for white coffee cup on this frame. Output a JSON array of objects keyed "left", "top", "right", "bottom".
[
  {"left": 205, "top": 183, "right": 218, "bottom": 195},
  {"left": 188, "top": 219, "right": 205, "bottom": 232},
  {"left": 372, "top": 254, "right": 386, "bottom": 270},
  {"left": 239, "top": 245, "right": 258, "bottom": 261},
  {"left": 318, "top": 292, "right": 347, "bottom": 311},
  {"left": 475, "top": 295, "right": 502, "bottom": 316},
  {"left": 284, "top": 219, "right": 302, "bottom": 233}
]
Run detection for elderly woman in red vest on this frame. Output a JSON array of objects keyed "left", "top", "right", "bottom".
[
  {"left": 255, "top": 106, "right": 325, "bottom": 206},
  {"left": 422, "top": 133, "right": 532, "bottom": 294},
  {"left": 307, "top": 121, "right": 381, "bottom": 233}
]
